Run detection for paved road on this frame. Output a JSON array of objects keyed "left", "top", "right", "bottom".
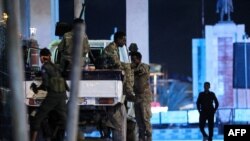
[{"left": 84, "top": 127, "right": 224, "bottom": 141}]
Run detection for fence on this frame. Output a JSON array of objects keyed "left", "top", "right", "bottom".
[{"left": 151, "top": 108, "right": 250, "bottom": 126}]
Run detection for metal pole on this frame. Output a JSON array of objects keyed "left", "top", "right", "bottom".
[
  {"left": 4, "top": 0, "right": 29, "bottom": 141},
  {"left": 81, "top": 0, "right": 85, "bottom": 20},
  {"left": 153, "top": 74, "right": 157, "bottom": 102},
  {"left": 236, "top": 88, "right": 238, "bottom": 108},
  {"left": 201, "top": 0, "right": 205, "bottom": 38},
  {"left": 244, "top": 34, "right": 248, "bottom": 108},
  {"left": 65, "top": 23, "right": 85, "bottom": 141},
  {"left": 74, "top": 0, "right": 81, "bottom": 18}
]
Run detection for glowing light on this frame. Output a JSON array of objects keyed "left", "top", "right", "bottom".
[
  {"left": 3, "top": 13, "right": 8, "bottom": 21},
  {"left": 151, "top": 106, "right": 168, "bottom": 114},
  {"left": 30, "top": 27, "right": 37, "bottom": 35}
]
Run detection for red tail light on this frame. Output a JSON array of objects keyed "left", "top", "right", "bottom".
[{"left": 98, "top": 98, "right": 114, "bottom": 104}]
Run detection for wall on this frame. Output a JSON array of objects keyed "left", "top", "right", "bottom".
[
  {"left": 30, "top": 0, "right": 58, "bottom": 48},
  {"left": 126, "top": 0, "right": 149, "bottom": 63},
  {"left": 84, "top": 0, "right": 126, "bottom": 39}
]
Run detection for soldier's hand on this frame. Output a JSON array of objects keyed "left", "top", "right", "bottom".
[
  {"left": 30, "top": 83, "right": 38, "bottom": 94},
  {"left": 126, "top": 93, "right": 136, "bottom": 102}
]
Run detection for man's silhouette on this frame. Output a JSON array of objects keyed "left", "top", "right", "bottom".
[{"left": 197, "top": 82, "right": 219, "bottom": 141}]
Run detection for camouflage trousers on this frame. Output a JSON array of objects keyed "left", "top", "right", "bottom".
[
  {"left": 59, "top": 55, "right": 84, "bottom": 72},
  {"left": 134, "top": 97, "right": 152, "bottom": 141},
  {"left": 103, "top": 103, "right": 127, "bottom": 141},
  {"left": 127, "top": 119, "right": 138, "bottom": 141}
]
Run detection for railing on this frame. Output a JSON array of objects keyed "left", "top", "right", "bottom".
[{"left": 150, "top": 108, "right": 250, "bottom": 125}]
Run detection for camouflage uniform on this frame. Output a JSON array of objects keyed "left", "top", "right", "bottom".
[
  {"left": 122, "top": 63, "right": 138, "bottom": 141},
  {"left": 133, "top": 63, "right": 152, "bottom": 141},
  {"left": 102, "top": 42, "right": 137, "bottom": 141},
  {"left": 57, "top": 31, "right": 90, "bottom": 71},
  {"left": 122, "top": 63, "right": 135, "bottom": 99},
  {"left": 104, "top": 42, "right": 135, "bottom": 99},
  {"left": 104, "top": 42, "right": 121, "bottom": 69},
  {"left": 30, "top": 61, "right": 67, "bottom": 135},
  {"left": 105, "top": 43, "right": 137, "bottom": 101}
]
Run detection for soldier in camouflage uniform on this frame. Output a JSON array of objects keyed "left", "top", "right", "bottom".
[
  {"left": 125, "top": 67, "right": 138, "bottom": 141},
  {"left": 57, "top": 18, "right": 90, "bottom": 73},
  {"left": 131, "top": 52, "right": 152, "bottom": 141},
  {"left": 104, "top": 31, "right": 135, "bottom": 99},
  {"left": 128, "top": 43, "right": 138, "bottom": 56},
  {"left": 126, "top": 43, "right": 141, "bottom": 141},
  {"left": 30, "top": 48, "right": 68, "bottom": 141},
  {"left": 104, "top": 31, "right": 125, "bottom": 69},
  {"left": 102, "top": 31, "right": 137, "bottom": 141}
]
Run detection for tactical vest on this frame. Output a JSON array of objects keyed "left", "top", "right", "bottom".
[{"left": 44, "top": 63, "right": 66, "bottom": 93}]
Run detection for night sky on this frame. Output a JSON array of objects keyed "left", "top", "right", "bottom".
[{"left": 60, "top": 0, "right": 250, "bottom": 78}]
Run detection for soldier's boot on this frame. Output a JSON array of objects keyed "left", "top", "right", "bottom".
[
  {"left": 101, "top": 127, "right": 111, "bottom": 139},
  {"left": 145, "top": 131, "right": 152, "bottom": 141},
  {"left": 208, "top": 136, "right": 213, "bottom": 141},
  {"left": 203, "top": 136, "right": 208, "bottom": 141},
  {"left": 77, "top": 129, "right": 85, "bottom": 141},
  {"left": 139, "top": 133, "right": 145, "bottom": 141},
  {"left": 31, "top": 131, "right": 38, "bottom": 141},
  {"left": 139, "top": 138, "right": 145, "bottom": 141},
  {"left": 145, "top": 136, "right": 152, "bottom": 141},
  {"left": 57, "top": 129, "right": 66, "bottom": 141}
]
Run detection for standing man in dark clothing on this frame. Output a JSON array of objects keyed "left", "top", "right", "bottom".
[
  {"left": 30, "top": 48, "right": 68, "bottom": 141},
  {"left": 196, "top": 82, "right": 219, "bottom": 141}
]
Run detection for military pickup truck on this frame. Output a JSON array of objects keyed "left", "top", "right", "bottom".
[{"left": 23, "top": 40, "right": 130, "bottom": 141}]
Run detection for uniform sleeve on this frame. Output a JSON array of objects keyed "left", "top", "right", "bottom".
[
  {"left": 82, "top": 35, "right": 90, "bottom": 57},
  {"left": 135, "top": 64, "right": 149, "bottom": 76},
  {"left": 104, "top": 44, "right": 114, "bottom": 56},
  {"left": 104, "top": 44, "right": 121, "bottom": 69},
  {"left": 121, "top": 63, "right": 134, "bottom": 94},
  {"left": 57, "top": 36, "right": 65, "bottom": 64},
  {"left": 58, "top": 36, "right": 65, "bottom": 52},
  {"left": 37, "top": 66, "right": 49, "bottom": 90},
  {"left": 213, "top": 92, "right": 219, "bottom": 110},
  {"left": 196, "top": 93, "right": 201, "bottom": 112}
]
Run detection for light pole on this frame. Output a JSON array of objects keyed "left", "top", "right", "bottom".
[
  {"left": 4, "top": 0, "right": 29, "bottom": 140},
  {"left": 243, "top": 34, "right": 249, "bottom": 108},
  {"left": 201, "top": 0, "right": 205, "bottom": 38}
]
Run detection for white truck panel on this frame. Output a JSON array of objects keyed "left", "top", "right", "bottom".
[
  {"left": 24, "top": 80, "right": 123, "bottom": 106},
  {"left": 77, "top": 80, "right": 122, "bottom": 97}
]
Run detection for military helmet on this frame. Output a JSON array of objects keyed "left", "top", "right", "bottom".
[{"left": 129, "top": 43, "right": 138, "bottom": 53}]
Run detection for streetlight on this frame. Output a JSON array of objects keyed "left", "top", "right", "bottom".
[{"left": 243, "top": 34, "right": 249, "bottom": 108}]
